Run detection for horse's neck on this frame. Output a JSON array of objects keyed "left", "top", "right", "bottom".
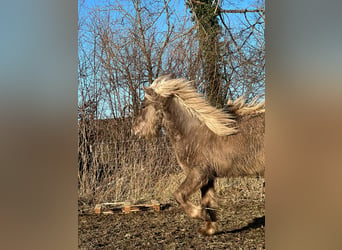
[{"left": 162, "top": 99, "right": 201, "bottom": 142}]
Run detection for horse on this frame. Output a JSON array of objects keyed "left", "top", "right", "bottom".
[{"left": 133, "top": 75, "right": 265, "bottom": 236}]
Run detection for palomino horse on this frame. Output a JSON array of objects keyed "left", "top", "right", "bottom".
[{"left": 133, "top": 75, "right": 265, "bottom": 236}]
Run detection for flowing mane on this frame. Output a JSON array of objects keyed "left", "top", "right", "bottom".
[
  {"left": 149, "top": 75, "right": 237, "bottom": 136},
  {"left": 226, "top": 96, "right": 265, "bottom": 116}
]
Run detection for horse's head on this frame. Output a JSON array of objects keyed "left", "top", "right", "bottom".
[{"left": 133, "top": 86, "right": 165, "bottom": 139}]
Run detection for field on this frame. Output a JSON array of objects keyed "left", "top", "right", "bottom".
[{"left": 79, "top": 178, "right": 265, "bottom": 249}]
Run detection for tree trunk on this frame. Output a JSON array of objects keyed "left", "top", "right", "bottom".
[{"left": 188, "top": 0, "right": 224, "bottom": 107}]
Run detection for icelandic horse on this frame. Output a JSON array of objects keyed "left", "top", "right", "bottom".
[{"left": 133, "top": 75, "right": 265, "bottom": 235}]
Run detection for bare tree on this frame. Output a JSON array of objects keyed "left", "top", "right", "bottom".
[{"left": 187, "top": 0, "right": 265, "bottom": 104}]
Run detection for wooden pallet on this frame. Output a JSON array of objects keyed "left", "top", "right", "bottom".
[{"left": 94, "top": 200, "right": 160, "bottom": 214}]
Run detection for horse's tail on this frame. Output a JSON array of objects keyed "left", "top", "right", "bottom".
[{"left": 225, "top": 96, "right": 265, "bottom": 116}]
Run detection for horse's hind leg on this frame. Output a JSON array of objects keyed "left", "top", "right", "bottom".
[
  {"left": 174, "top": 169, "right": 208, "bottom": 220},
  {"left": 199, "top": 179, "right": 218, "bottom": 236}
]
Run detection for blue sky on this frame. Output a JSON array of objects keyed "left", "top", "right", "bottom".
[
  {"left": 78, "top": 0, "right": 264, "bottom": 62},
  {"left": 79, "top": 0, "right": 263, "bottom": 29}
]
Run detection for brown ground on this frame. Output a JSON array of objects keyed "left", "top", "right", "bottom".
[{"left": 79, "top": 181, "right": 265, "bottom": 249}]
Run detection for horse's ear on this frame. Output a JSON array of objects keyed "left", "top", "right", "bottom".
[
  {"left": 143, "top": 87, "right": 156, "bottom": 98},
  {"left": 143, "top": 86, "right": 167, "bottom": 105}
]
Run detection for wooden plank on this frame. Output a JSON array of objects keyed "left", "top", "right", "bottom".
[
  {"left": 123, "top": 201, "right": 131, "bottom": 213},
  {"left": 151, "top": 200, "right": 160, "bottom": 212},
  {"left": 95, "top": 200, "right": 161, "bottom": 214},
  {"left": 94, "top": 204, "right": 102, "bottom": 214}
]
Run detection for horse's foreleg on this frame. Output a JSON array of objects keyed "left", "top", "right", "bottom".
[
  {"left": 174, "top": 169, "right": 207, "bottom": 220},
  {"left": 199, "top": 179, "right": 218, "bottom": 235}
]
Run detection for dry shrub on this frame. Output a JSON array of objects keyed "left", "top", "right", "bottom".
[{"left": 78, "top": 117, "right": 179, "bottom": 206}]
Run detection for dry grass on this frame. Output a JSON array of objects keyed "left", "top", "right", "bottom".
[{"left": 153, "top": 173, "right": 265, "bottom": 205}]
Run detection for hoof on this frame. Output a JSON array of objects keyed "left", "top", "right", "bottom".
[{"left": 198, "top": 222, "right": 216, "bottom": 236}]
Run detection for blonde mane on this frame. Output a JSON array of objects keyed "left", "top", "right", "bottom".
[
  {"left": 150, "top": 75, "right": 237, "bottom": 136},
  {"left": 226, "top": 96, "right": 265, "bottom": 116}
]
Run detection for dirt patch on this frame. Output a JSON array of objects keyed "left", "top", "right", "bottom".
[{"left": 79, "top": 187, "right": 265, "bottom": 249}]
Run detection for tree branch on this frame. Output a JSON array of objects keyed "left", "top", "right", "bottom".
[{"left": 220, "top": 9, "right": 264, "bottom": 14}]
